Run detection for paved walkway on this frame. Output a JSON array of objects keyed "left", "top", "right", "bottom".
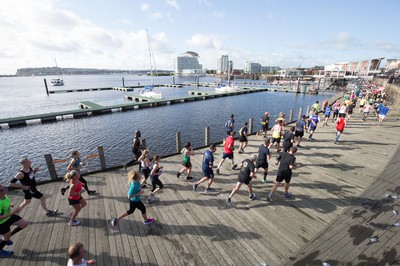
[{"left": 2, "top": 106, "right": 400, "bottom": 265}]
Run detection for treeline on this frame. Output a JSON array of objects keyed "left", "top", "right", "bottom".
[{"left": 15, "top": 67, "right": 173, "bottom": 76}]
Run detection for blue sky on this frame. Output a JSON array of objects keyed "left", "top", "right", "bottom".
[{"left": 0, "top": 0, "right": 399, "bottom": 74}]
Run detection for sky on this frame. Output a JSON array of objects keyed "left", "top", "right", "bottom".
[{"left": 0, "top": 0, "right": 399, "bottom": 75}]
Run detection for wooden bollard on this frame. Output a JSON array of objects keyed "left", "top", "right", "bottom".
[
  {"left": 248, "top": 118, "right": 253, "bottom": 134},
  {"left": 98, "top": 146, "right": 106, "bottom": 170},
  {"left": 176, "top": 132, "right": 181, "bottom": 153},
  {"left": 205, "top": 127, "right": 210, "bottom": 146},
  {"left": 44, "top": 154, "right": 58, "bottom": 179},
  {"left": 44, "top": 78, "right": 49, "bottom": 96},
  {"left": 288, "top": 109, "right": 293, "bottom": 123},
  {"left": 306, "top": 105, "right": 310, "bottom": 116},
  {"left": 298, "top": 107, "right": 303, "bottom": 120},
  {"left": 122, "top": 77, "right": 125, "bottom": 87}
]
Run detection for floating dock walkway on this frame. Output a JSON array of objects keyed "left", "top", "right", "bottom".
[{"left": 0, "top": 86, "right": 291, "bottom": 128}]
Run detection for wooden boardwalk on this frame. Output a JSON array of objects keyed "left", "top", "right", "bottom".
[{"left": 2, "top": 107, "right": 400, "bottom": 265}]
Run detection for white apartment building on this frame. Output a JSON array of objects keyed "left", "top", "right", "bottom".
[{"left": 174, "top": 51, "right": 206, "bottom": 76}]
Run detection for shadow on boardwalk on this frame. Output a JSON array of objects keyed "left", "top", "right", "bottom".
[{"left": 2, "top": 107, "right": 400, "bottom": 265}]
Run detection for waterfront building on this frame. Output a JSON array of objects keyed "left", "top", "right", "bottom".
[
  {"left": 260, "top": 65, "right": 279, "bottom": 74},
  {"left": 174, "top": 51, "right": 206, "bottom": 76},
  {"left": 217, "top": 55, "right": 231, "bottom": 75},
  {"left": 385, "top": 59, "right": 400, "bottom": 74},
  {"left": 319, "top": 58, "right": 384, "bottom": 77},
  {"left": 277, "top": 68, "right": 304, "bottom": 78},
  {"left": 244, "top": 62, "right": 261, "bottom": 74}
]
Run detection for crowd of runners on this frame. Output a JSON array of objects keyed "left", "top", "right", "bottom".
[{"left": 0, "top": 84, "right": 391, "bottom": 262}]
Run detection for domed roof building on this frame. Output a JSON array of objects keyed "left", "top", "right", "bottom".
[{"left": 174, "top": 51, "right": 206, "bottom": 76}]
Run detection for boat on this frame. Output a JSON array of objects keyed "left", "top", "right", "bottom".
[
  {"left": 140, "top": 85, "right": 163, "bottom": 100},
  {"left": 215, "top": 84, "right": 241, "bottom": 92},
  {"left": 51, "top": 58, "right": 64, "bottom": 86},
  {"left": 139, "top": 30, "right": 163, "bottom": 99}
]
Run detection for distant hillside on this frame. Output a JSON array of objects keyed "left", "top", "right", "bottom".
[{"left": 15, "top": 67, "right": 173, "bottom": 76}]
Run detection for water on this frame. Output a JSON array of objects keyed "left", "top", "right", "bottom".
[{"left": 0, "top": 75, "right": 335, "bottom": 183}]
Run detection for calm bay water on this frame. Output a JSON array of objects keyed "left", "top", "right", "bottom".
[{"left": 0, "top": 75, "right": 334, "bottom": 183}]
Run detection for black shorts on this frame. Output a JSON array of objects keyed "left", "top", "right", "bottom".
[
  {"left": 222, "top": 153, "right": 233, "bottom": 159},
  {"left": 262, "top": 123, "right": 269, "bottom": 131},
  {"left": 348, "top": 110, "right": 353, "bottom": 114},
  {"left": 276, "top": 171, "right": 292, "bottom": 183},
  {"left": 68, "top": 197, "right": 83, "bottom": 206},
  {"left": 182, "top": 161, "right": 192, "bottom": 168},
  {"left": 127, "top": 200, "right": 146, "bottom": 215},
  {"left": 0, "top": 214, "right": 22, "bottom": 234},
  {"left": 142, "top": 168, "right": 150, "bottom": 179},
  {"left": 202, "top": 167, "right": 214, "bottom": 179},
  {"left": 294, "top": 130, "right": 304, "bottom": 137},
  {"left": 132, "top": 148, "right": 142, "bottom": 159},
  {"left": 150, "top": 175, "right": 164, "bottom": 192},
  {"left": 255, "top": 161, "right": 268, "bottom": 169},
  {"left": 238, "top": 175, "right": 252, "bottom": 185},
  {"left": 239, "top": 136, "right": 248, "bottom": 143},
  {"left": 271, "top": 137, "right": 281, "bottom": 144},
  {"left": 23, "top": 187, "right": 43, "bottom": 200}
]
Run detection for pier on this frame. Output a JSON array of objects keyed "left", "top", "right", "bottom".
[
  {"left": 0, "top": 86, "right": 309, "bottom": 128},
  {"left": 2, "top": 107, "right": 399, "bottom": 265}
]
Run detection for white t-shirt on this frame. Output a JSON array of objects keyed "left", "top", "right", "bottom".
[{"left": 67, "top": 258, "right": 87, "bottom": 266}]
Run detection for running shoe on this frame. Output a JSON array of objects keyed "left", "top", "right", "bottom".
[
  {"left": 176, "top": 172, "right": 181, "bottom": 178},
  {"left": 204, "top": 188, "right": 215, "bottom": 193},
  {"left": 186, "top": 176, "right": 193, "bottom": 180},
  {"left": 262, "top": 177, "right": 270, "bottom": 183},
  {"left": 111, "top": 218, "right": 118, "bottom": 227},
  {"left": 87, "top": 190, "right": 96, "bottom": 195},
  {"left": 193, "top": 183, "right": 198, "bottom": 191},
  {"left": 216, "top": 169, "right": 221, "bottom": 175},
  {"left": 144, "top": 217, "right": 155, "bottom": 225},
  {"left": 226, "top": 198, "right": 231, "bottom": 206},
  {"left": 0, "top": 250, "right": 14, "bottom": 258},
  {"left": 266, "top": 194, "right": 272, "bottom": 202},
  {"left": 46, "top": 209, "right": 58, "bottom": 217},
  {"left": 249, "top": 193, "right": 256, "bottom": 201},
  {"left": 68, "top": 220, "right": 81, "bottom": 226},
  {"left": 283, "top": 192, "right": 292, "bottom": 198},
  {"left": 232, "top": 164, "right": 238, "bottom": 170},
  {"left": 0, "top": 238, "right": 13, "bottom": 246}
]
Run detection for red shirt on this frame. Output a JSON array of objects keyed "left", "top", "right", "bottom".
[
  {"left": 223, "top": 136, "right": 234, "bottom": 154},
  {"left": 336, "top": 117, "right": 346, "bottom": 131}
]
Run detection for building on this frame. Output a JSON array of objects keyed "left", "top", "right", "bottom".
[
  {"left": 385, "top": 59, "right": 400, "bottom": 74},
  {"left": 217, "top": 55, "right": 231, "bottom": 75},
  {"left": 319, "top": 58, "right": 384, "bottom": 77},
  {"left": 244, "top": 62, "right": 261, "bottom": 74},
  {"left": 174, "top": 51, "right": 206, "bottom": 76},
  {"left": 276, "top": 68, "right": 304, "bottom": 78},
  {"left": 260, "top": 66, "right": 279, "bottom": 74}
]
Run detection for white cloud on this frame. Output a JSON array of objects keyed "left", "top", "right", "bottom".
[
  {"left": 140, "top": 3, "right": 150, "bottom": 11},
  {"left": 212, "top": 11, "right": 224, "bottom": 18},
  {"left": 166, "top": 0, "right": 180, "bottom": 11},
  {"left": 151, "top": 11, "right": 164, "bottom": 20},
  {"left": 186, "top": 34, "right": 222, "bottom": 50},
  {"left": 266, "top": 12, "right": 274, "bottom": 20}
]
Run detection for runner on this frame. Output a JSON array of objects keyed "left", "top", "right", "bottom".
[
  {"left": 255, "top": 138, "right": 272, "bottom": 183},
  {"left": 61, "top": 150, "right": 96, "bottom": 195},
  {"left": 67, "top": 242, "right": 96, "bottom": 265},
  {"left": 322, "top": 104, "right": 331, "bottom": 127},
  {"left": 226, "top": 154, "right": 258, "bottom": 206},
  {"left": 65, "top": 170, "right": 87, "bottom": 226},
  {"left": 0, "top": 184, "right": 29, "bottom": 258},
  {"left": 362, "top": 103, "right": 373, "bottom": 121},
  {"left": 266, "top": 146, "right": 297, "bottom": 202},
  {"left": 193, "top": 144, "right": 217, "bottom": 193},
  {"left": 307, "top": 112, "right": 320, "bottom": 141},
  {"left": 147, "top": 155, "right": 163, "bottom": 203},
  {"left": 216, "top": 131, "right": 237, "bottom": 175},
  {"left": 138, "top": 149, "right": 151, "bottom": 188},
  {"left": 177, "top": 142, "right": 195, "bottom": 180},
  {"left": 110, "top": 171, "right": 155, "bottom": 227},
  {"left": 282, "top": 126, "right": 295, "bottom": 152},
  {"left": 256, "top": 112, "right": 269, "bottom": 137},
  {"left": 124, "top": 130, "right": 143, "bottom": 170},
  {"left": 268, "top": 119, "right": 283, "bottom": 152},
  {"left": 378, "top": 103, "right": 390, "bottom": 125},
  {"left": 9, "top": 157, "right": 58, "bottom": 216},
  {"left": 225, "top": 114, "right": 235, "bottom": 135},
  {"left": 294, "top": 115, "right": 307, "bottom": 147},
  {"left": 334, "top": 113, "right": 347, "bottom": 144},
  {"left": 238, "top": 122, "right": 248, "bottom": 153}
]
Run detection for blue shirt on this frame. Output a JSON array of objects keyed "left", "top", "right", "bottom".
[
  {"left": 380, "top": 106, "right": 389, "bottom": 115},
  {"left": 127, "top": 180, "right": 141, "bottom": 202},
  {"left": 202, "top": 150, "right": 214, "bottom": 170}
]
